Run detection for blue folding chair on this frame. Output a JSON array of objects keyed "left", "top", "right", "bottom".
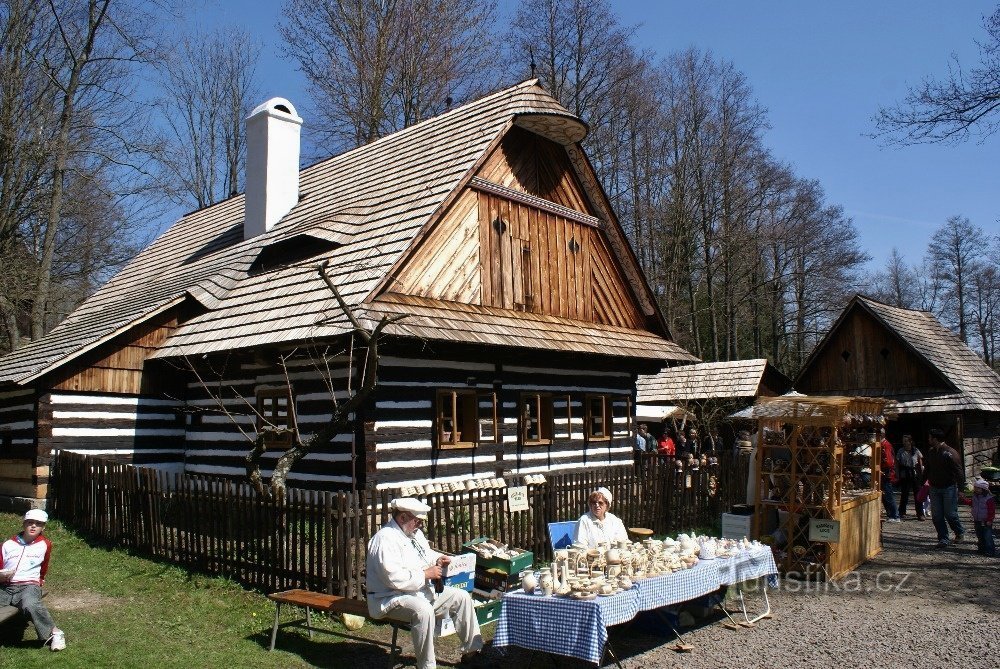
[{"left": 547, "top": 520, "right": 577, "bottom": 552}]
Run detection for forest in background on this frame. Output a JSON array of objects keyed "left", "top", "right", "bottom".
[{"left": 1, "top": 0, "right": 997, "bottom": 376}]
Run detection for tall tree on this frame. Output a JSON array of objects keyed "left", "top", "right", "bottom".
[
  {"left": 0, "top": 0, "right": 160, "bottom": 351},
  {"left": 280, "top": 0, "right": 501, "bottom": 154},
  {"left": 867, "top": 247, "right": 922, "bottom": 308},
  {"left": 926, "top": 215, "right": 987, "bottom": 342},
  {"left": 874, "top": 7, "right": 1000, "bottom": 143},
  {"left": 157, "top": 27, "right": 259, "bottom": 208}
]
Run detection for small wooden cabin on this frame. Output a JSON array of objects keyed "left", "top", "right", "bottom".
[
  {"left": 636, "top": 359, "right": 791, "bottom": 441},
  {"left": 0, "top": 81, "right": 694, "bottom": 510},
  {"left": 796, "top": 295, "right": 1000, "bottom": 477}
]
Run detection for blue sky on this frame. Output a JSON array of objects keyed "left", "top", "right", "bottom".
[{"left": 188, "top": 0, "right": 999, "bottom": 271}]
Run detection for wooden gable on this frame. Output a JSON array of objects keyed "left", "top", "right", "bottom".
[
  {"left": 47, "top": 310, "right": 184, "bottom": 395},
  {"left": 386, "top": 127, "right": 646, "bottom": 329},
  {"left": 797, "top": 305, "right": 951, "bottom": 395}
]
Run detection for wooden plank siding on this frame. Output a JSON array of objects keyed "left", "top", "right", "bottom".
[
  {"left": 50, "top": 311, "right": 182, "bottom": 395},
  {"left": 797, "top": 308, "right": 949, "bottom": 395}
]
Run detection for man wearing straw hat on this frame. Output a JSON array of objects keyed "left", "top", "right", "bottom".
[{"left": 366, "top": 498, "right": 483, "bottom": 668}]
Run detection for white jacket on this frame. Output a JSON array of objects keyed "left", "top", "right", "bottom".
[
  {"left": 366, "top": 518, "right": 441, "bottom": 618},
  {"left": 2, "top": 534, "right": 52, "bottom": 586},
  {"left": 573, "top": 511, "right": 628, "bottom": 548}
]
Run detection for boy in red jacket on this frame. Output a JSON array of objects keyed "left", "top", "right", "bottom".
[
  {"left": 971, "top": 480, "right": 996, "bottom": 557},
  {"left": 0, "top": 509, "right": 66, "bottom": 650}
]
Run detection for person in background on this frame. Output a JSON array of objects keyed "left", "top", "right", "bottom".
[
  {"left": 366, "top": 498, "right": 483, "bottom": 669},
  {"left": 703, "top": 426, "right": 722, "bottom": 455},
  {"left": 895, "top": 434, "right": 925, "bottom": 520},
  {"left": 0, "top": 509, "right": 66, "bottom": 651},
  {"left": 880, "top": 429, "right": 901, "bottom": 522},
  {"left": 968, "top": 480, "right": 996, "bottom": 557},
  {"left": 674, "top": 429, "right": 691, "bottom": 458},
  {"left": 657, "top": 429, "right": 676, "bottom": 458},
  {"left": 574, "top": 487, "right": 629, "bottom": 547},
  {"left": 687, "top": 428, "right": 700, "bottom": 457},
  {"left": 634, "top": 423, "right": 651, "bottom": 472},
  {"left": 925, "top": 428, "right": 965, "bottom": 548}
]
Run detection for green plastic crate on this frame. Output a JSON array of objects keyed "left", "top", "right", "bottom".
[
  {"left": 461, "top": 537, "right": 533, "bottom": 575},
  {"left": 474, "top": 599, "right": 502, "bottom": 626}
]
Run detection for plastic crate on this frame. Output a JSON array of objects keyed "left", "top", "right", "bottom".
[
  {"left": 461, "top": 537, "right": 533, "bottom": 575},
  {"left": 474, "top": 599, "right": 502, "bottom": 626}
]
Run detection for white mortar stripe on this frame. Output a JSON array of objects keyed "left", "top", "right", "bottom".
[
  {"left": 55, "top": 448, "right": 186, "bottom": 455},
  {"left": 375, "top": 473, "right": 495, "bottom": 490},
  {"left": 502, "top": 384, "right": 630, "bottom": 393},
  {"left": 183, "top": 463, "right": 352, "bottom": 483},
  {"left": 0, "top": 403, "right": 32, "bottom": 414},
  {"left": 375, "top": 419, "right": 433, "bottom": 429},
  {"left": 508, "top": 459, "right": 628, "bottom": 474},
  {"left": 1, "top": 420, "right": 33, "bottom": 431},
  {"left": 184, "top": 449, "right": 352, "bottom": 462},
  {"left": 54, "top": 411, "right": 178, "bottom": 421},
  {"left": 49, "top": 394, "right": 179, "bottom": 407},
  {"left": 53, "top": 427, "right": 185, "bottom": 437},
  {"left": 376, "top": 455, "right": 496, "bottom": 470},
  {"left": 375, "top": 440, "right": 433, "bottom": 451},
  {"left": 187, "top": 378, "right": 256, "bottom": 389}
]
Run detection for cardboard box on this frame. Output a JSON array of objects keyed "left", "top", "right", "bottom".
[
  {"left": 474, "top": 567, "right": 520, "bottom": 593},
  {"left": 461, "top": 537, "right": 533, "bottom": 575},
  {"left": 443, "top": 552, "right": 477, "bottom": 592},
  {"left": 721, "top": 512, "right": 753, "bottom": 539}
]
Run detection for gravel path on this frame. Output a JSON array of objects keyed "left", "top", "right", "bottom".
[{"left": 317, "top": 505, "right": 998, "bottom": 668}]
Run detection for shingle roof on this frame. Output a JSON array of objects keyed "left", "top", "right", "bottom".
[
  {"left": 852, "top": 296, "right": 1000, "bottom": 413},
  {"left": 636, "top": 359, "right": 784, "bottom": 402},
  {"left": 0, "top": 80, "right": 686, "bottom": 383}
]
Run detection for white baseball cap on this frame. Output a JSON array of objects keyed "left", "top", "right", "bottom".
[{"left": 24, "top": 509, "right": 48, "bottom": 523}]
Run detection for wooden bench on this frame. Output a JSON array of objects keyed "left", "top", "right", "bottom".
[{"left": 267, "top": 589, "right": 409, "bottom": 667}]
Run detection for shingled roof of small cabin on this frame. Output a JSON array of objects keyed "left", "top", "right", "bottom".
[
  {"left": 636, "top": 359, "right": 790, "bottom": 403},
  {"left": 797, "top": 295, "right": 1000, "bottom": 413},
  {"left": 0, "top": 80, "right": 691, "bottom": 386}
]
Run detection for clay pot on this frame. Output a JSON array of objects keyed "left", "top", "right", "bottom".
[{"left": 521, "top": 571, "right": 537, "bottom": 594}]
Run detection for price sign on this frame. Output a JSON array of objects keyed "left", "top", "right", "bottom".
[
  {"left": 507, "top": 485, "right": 529, "bottom": 512},
  {"left": 808, "top": 518, "right": 841, "bottom": 543}
]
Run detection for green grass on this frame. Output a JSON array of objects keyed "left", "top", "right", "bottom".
[{"left": 0, "top": 512, "right": 393, "bottom": 668}]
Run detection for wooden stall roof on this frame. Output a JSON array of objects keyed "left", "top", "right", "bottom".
[
  {"left": 751, "top": 394, "right": 895, "bottom": 424},
  {"left": 0, "top": 79, "right": 685, "bottom": 381},
  {"left": 797, "top": 295, "right": 1000, "bottom": 414},
  {"left": 636, "top": 359, "right": 790, "bottom": 403}
]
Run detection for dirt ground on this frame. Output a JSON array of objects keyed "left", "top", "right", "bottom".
[{"left": 304, "top": 503, "right": 998, "bottom": 669}]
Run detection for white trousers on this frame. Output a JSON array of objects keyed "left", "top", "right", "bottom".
[{"left": 383, "top": 587, "right": 483, "bottom": 669}]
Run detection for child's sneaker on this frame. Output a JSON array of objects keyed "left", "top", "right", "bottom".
[{"left": 49, "top": 628, "right": 65, "bottom": 651}]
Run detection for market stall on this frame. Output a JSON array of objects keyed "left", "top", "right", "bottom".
[
  {"left": 493, "top": 536, "right": 777, "bottom": 665},
  {"left": 750, "top": 395, "right": 892, "bottom": 579}
]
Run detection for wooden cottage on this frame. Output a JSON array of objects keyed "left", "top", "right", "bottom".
[
  {"left": 636, "top": 359, "right": 791, "bottom": 436},
  {"left": 0, "top": 81, "right": 695, "bottom": 509},
  {"left": 796, "top": 295, "right": 1000, "bottom": 476}
]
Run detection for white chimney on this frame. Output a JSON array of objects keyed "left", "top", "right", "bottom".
[{"left": 244, "top": 97, "right": 303, "bottom": 240}]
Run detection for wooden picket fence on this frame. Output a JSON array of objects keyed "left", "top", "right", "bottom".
[{"left": 49, "top": 451, "right": 750, "bottom": 599}]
